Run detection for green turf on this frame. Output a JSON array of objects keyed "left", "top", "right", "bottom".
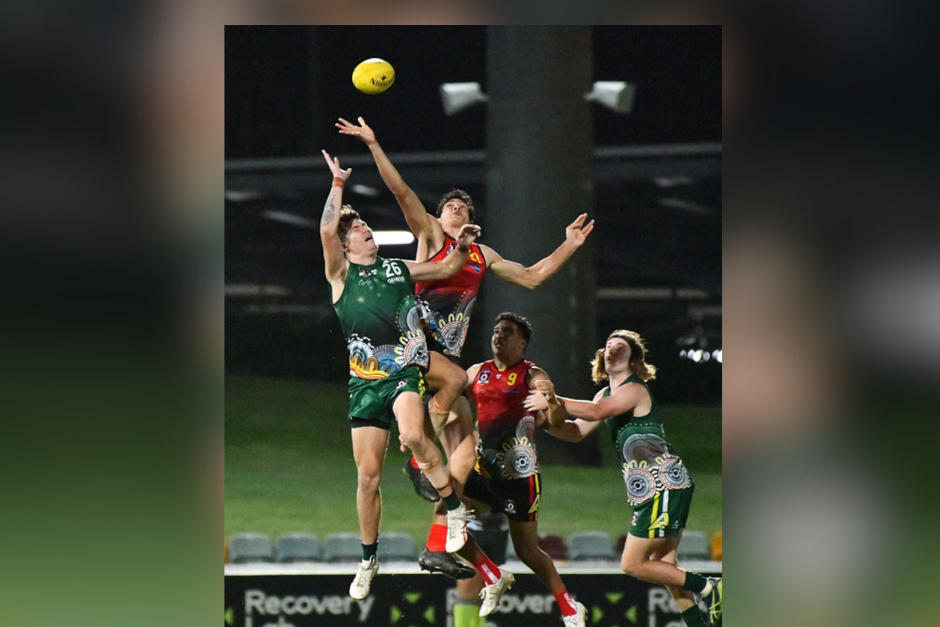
[{"left": 225, "top": 376, "right": 722, "bottom": 545}]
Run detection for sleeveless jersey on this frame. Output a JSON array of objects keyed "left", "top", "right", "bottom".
[
  {"left": 414, "top": 233, "right": 486, "bottom": 358},
  {"left": 332, "top": 256, "right": 429, "bottom": 381},
  {"left": 471, "top": 359, "right": 539, "bottom": 481},
  {"left": 603, "top": 376, "right": 693, "bottom": 505}
]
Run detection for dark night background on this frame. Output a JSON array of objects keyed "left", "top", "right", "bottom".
[{"left": 225, "top": 26, "right": 721, "bottom": 404}]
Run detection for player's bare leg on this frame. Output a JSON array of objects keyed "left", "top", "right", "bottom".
[
  {"left": 425, "top": 351, "right": 468, "bottom": 431},
  {"left": 394, "top": 391, "right": 473, "bottom": 551},
  {"left": 418, "top": 396, "right": 478, "bottom": 578},
  {"left": 620, "top": 534, "right": 718, "bottom": 627},
  {"left": 509, "top": 521, "right": 584, "bottom": 624},
  {"left": 455, "top": 497, "right": 513, "bottom": 618},
  {"left": 348, "top": 425, "right": 389, "bottom": 599}
]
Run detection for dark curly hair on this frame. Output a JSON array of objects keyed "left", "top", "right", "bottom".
[
  {"left": 436, "top": 189, "right": 476, "bottom": 223},
  {"left": 495, "top": 312, "right": 533, "bottom": 347}
]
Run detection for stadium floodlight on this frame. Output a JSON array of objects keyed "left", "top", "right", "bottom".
[
  {"left": 372, "top": 231, "right": 416, "bottom": 246},
  {"left": 584, "top": 81, "right": 637, "bottom": 115},
  {"left": 440, "top": 82, "right": 488, "bottom": 116}
]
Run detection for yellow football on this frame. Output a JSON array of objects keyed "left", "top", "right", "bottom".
[{"left": 352, "top": 58, "right": 395, "bottom": 95}]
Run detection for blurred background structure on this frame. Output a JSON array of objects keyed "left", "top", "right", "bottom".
[{"left": 225, "top": 26, "right": 721, "bottom": 566}]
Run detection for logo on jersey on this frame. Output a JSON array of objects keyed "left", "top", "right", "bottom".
[
  {"left": 478, "top": 371, "right": 490, "bottom": 385},
  {"left": 395, "top": 380, "right": 407, "bottom": 389},
  {"left": 505, "top": 500, "right": 516, "bottom": 513}
]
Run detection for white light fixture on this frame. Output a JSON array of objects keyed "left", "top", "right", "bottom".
[
  {"left": 372, "top": 231, "right": 415, "bottom": 246},
  {"left": 584, "top": 81, "right": 637, "bottom": 115},
  {"left": 440, "top": 82, "right": 488, "bottom": 116},
  {"left": 713, "top": 349, "right": 722, "bottom": 363},
  {"left": 225, "top": 284, "right": 290, "bottom": 297},
  {"left": 262, "top": 210, "right": 316, "bottom": 228},
  {"left": 351, "top": 184, "right": 381, "bottom": 197}
]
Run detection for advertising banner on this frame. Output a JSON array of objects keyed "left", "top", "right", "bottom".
[{"left": 225, "top": 571, "right": 721, "bottom": 627}]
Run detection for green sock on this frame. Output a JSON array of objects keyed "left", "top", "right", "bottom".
[
  {"left": 453, "top": 601, "right": 482, "bottom": 627},
  {"left": 680, "top": 605, "right": 708, "bottom": 627},
  {"left": 362, "top": 542, "right": 377, "bottom": 561},
  {"left": 683, "top": 571, "right": 708, "bottom": 593},
  {"left": 442, "top": 491, "right": 461, "bottom": 510}
]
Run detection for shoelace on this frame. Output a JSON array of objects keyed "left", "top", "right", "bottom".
[
  {"left": 449, "top": 508, "right": 476, "bottom": 525},
  {"left": 354, "top": 560, "right": 375, "bottom": 584},
  {"left": 708, "top": 582, "right": 721, "bottom": 623},
  {"left": 478, "top": 576, "right": 501, "bottom": 600}
]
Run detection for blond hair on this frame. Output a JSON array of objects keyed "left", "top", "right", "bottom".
[{"left": 590, "top": 329, "right": 657, "bottom": 384}]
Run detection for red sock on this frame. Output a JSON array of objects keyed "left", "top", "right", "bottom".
[
  {"left": 426, "top": 524, "right": 447, "bottom": 552},
  {"left": 553, "top": 589, "right": 578, "bottom": 617},
  {"left": 410, "top": 456, "right": 420, "bottom": 469},
  {"left": 471, "top": 554, "right": 501, "bottom": 586}
]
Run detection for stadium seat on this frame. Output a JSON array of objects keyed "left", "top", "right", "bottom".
[
  {"left": 376, "top": 532, "right": 417, "bottom": 562},
  {"left": 711, "top": 531, "right": 722, "bottom": 561},
  {"left": 538, "top": 534, "right": 568, "bottom": 560},
  {"left": 505, "top": 537, "right": 520, "bottom": 562},
  {"left": 468, "top": 512, "right": 510, "bottom": 565},
  {"left": 677, "top": 530, "right": 710, "bottom": 562},
  {"left": 323, "top": 532, "right": 363, "bottom": 563},
  {"left": 275, "top": 533, "right": 321, "bottom": 563},
  {"left": 615, "top": 534, "right": 628, "bottom": 554},
  {"left": 228, "top": 533, "right": 275, "bottom": 564},
  {"left": 568, "top": 531, "right": 616, "bottom": 561}
]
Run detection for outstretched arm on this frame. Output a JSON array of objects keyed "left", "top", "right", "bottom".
[
  {"left": 405, "top": 224, "right": 480, "bottom": 282},
  {"left": 481, "top": 214, "right": 595, "bottom": 290},
  {"left": 336, "top": 116, "right": 441, "bottom": 243},
  {"left": 319, "top": 150, "right": 351, "bottom": 283},
  {"left": 544, "top": 418, "right": 604, "bottom": 442},
  {"left": 532, "top": 385, "right": 606, "bottom": 441},
  {"left": 541, "top": 380, "right": 642, "bottom": 422}
]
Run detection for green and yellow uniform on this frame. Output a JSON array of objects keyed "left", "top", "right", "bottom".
[
  {"left": 332, "top": 256, "right": 428, "bottom": 428},
  {"left": 603, "top": 376, "right": 694, "bottom": 538}
]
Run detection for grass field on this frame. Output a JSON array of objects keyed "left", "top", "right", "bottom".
[{"left": 225, "top": 376, "right": 721, "bottom": 545}]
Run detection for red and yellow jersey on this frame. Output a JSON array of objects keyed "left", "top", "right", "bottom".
[
  {"left": 471, "top": 359, "right": 539, "bottom": 480},
  {"left": 414, "top": 233, "right": 486, "bottom": 358}
]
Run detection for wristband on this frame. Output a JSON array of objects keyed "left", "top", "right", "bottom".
[{"left": 332, "top": 177, "right": 345, "bottom": 188}]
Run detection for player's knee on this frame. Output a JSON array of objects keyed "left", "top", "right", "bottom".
[
  {"left": 449, "top": 369, "right": 468, "bottom": 393},
  {"left": 398, "top": 428, "right": 426, "bottom": 451},
  {"left": 356, "top": 466, "right": 382, "bottom": 493},
  {"left": 621, "top": 556, "right": 641, "bottom": 577},
  {"left": 514, "top": 543, "right": 540, "bottom": 565}
]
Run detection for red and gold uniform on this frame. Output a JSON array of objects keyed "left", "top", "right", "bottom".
[
  {"left": 414, "top": 233, "right": 486, "bottom": 358},
  {"left": 464, "top": 359, "right": 541, "bottom": 522}
]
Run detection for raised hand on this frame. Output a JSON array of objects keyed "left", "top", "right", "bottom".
[
  {"left": 533, "top": 379, "right": 558, "bottom": 405},
  {"left": 456, "top": 224, "right": 482, "bottom": 250},
  {"left": 565, "top": 213, "right": 595, "bottom": 247},
  {"left": 321, "top": 149, "right": 352, "bottom": 181},
  {"left": 523, "top": 390, "right": 550, "bottom": 413},
  {"left": 335, "top": 116, "right": 376, "bottom": 146}
]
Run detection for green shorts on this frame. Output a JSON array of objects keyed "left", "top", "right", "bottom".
[
  {"left": 629, "top": 485, "right": 694, "bottom": 539},
  {"left": 347, "top": 367, "right": 425, "bottom": 429}
]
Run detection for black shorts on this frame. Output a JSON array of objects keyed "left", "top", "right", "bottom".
[{"left": 464, "top": 468, "right": 541, "bottom": 523}]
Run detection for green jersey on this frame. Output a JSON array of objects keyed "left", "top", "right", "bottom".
[
  {"left": 602, "top": 376, "right": 692, "bottom": 505},
  {"left": 332, "top": 256, "right": 429, "bottom": 381},
  {"left": 603, "top": 375, "right": 667, "bottom": 463}
]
